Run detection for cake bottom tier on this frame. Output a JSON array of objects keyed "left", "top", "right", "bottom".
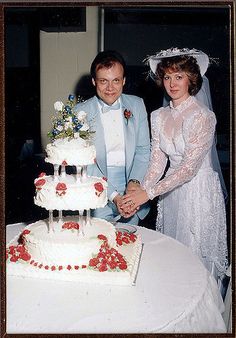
[{"left": 6, "top": 217, "right": 143, "bottom": 286}]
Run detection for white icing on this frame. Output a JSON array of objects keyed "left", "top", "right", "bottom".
[
  {"left": 7, "top": 218, "right": 142, "bottom": 286},
  {"left": 24, "top": 218, "right": 117, "bottom": 266},
  {"left": 45, "top": 138, "right": 96, "bottom": 166},
  {"left": 34, "top": 175, "right": 107, "bottom": 210}
]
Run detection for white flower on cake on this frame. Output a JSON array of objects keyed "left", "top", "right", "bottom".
[
  {"left": 48, "top": 94, "right": 93, "bottom": 141},
  {"left": 56, "top": 125, "right": 63, "bottom": 132},
  {"left": 54, "top": 101, "right": 64, "bottom": 112},
  {"left": 64, "top": 121, "right": 73, "bottom": 130}
]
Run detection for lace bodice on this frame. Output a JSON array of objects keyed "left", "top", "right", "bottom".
[{"left": 142, "top": 96, "right": 216, "bottom": 199}]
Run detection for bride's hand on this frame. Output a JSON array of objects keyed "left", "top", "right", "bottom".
[{"left": 121, "top": 189, "right": 149, "bottom": 210}]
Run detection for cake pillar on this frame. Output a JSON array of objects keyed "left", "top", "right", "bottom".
[
  {"left": 59, "top": 210, "right": 63, "bottom": 222},
  {"left": 76, "top": 165, "right": 81, "bottom": 182},
  {"left": 79, "top": 210, "right": 85, "bottom": 236},
  {"left": 86, "top": 209, "right": 92, "bottom": 226},
  {"left": 60, "top": 164, "right": 66, "bottom": 177},
  {"left": 48, "top": 210, "right": 55, "bottom": 232},
  {"left": 81, "top": 165, "right": 87, "bottom": 182},
  {"left": 53, "top": 164, "right": 60, "bottom": 179}
]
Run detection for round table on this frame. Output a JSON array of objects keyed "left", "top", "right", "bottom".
[{"left": 6, "top": 222, "right": 226, "bottom": 333}]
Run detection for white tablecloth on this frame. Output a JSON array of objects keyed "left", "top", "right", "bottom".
[{"left": 6, "top": 223, "right": 226, "bottom": 334}]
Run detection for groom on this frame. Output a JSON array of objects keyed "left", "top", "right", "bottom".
[{"left": 74, "top": 50, "right": 150, "bottom": 225}]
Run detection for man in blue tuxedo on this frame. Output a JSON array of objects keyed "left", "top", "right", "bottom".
[{"left": 74, "top": 50, "right": 150, "bottom": 225}]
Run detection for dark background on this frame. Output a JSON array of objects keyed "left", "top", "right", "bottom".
[{"left": 5, "top": 6, "right": 231, "bottom": 235}]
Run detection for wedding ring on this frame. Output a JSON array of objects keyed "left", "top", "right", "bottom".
[{"left": 130, "top": 201, "right": 135, "bottom": 206}]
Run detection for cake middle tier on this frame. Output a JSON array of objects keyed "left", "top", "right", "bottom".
[{"left": 34, "top": 175, "right": 108, "bottom": 210}]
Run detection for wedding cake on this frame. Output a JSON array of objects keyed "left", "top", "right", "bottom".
[{"left": 6, "top": 95, "right": 142, "bottom": 286}]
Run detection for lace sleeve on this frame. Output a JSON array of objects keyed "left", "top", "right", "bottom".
[
  {"left": 147, "top": 109, "right": 216, "bottom": 199},
  {"left": 142, "top": 110, "right": 168, "bottom": 193}
]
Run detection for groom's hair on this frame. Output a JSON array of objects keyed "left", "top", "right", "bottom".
[{"left": 90, "top": 50, "right": 127, "bottom": 79}]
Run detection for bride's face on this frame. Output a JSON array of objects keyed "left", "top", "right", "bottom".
[{"left": 163, "top": 70, "right": 190, "bottom": 107}]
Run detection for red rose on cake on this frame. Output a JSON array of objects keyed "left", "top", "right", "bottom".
[
  {"left": 56, "top": 182, "right": 67, "bottom": 196},
  {"left": 62, "top": 221, "right": 80, "bottom": 230},
  {"left": 35, "top": 178, "right": 46, "bottom": 190},
  {"left": 94, "top": 182, "right": 104, "bottom": 196}
]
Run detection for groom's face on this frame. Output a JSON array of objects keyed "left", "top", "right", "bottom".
[{"left": 92, "top": 62, "right": 126, "bottom": 105}]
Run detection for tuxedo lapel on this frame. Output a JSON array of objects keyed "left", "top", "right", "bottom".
[{"left": 86, "top": 97, "right": 107, "bottom": 176}]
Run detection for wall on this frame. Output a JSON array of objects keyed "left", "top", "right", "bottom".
[{"left": 40, "top": 6, "right": 99, "bottom": 149}]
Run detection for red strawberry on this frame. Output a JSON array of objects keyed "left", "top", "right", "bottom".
[
  {"left": 10, "top": 255, "right": 18, "bottom": 262},
  {"left": 16, "top": 245, "right": 25, "bottom": 253},
  {"left": 116, "top": 239, "right": 122, "bottom": 246},
  {"left": 99, "top": 263, "right": 108, "bottom": 272},
  {"left": 97, "top": 234, "right": 107, "bottom": 241},
  {"left": 108, "top": 261, "right": 117, "bottom": 270},
  {"left": 130, "top": 234, "right": 136, "bottom": 242},
  {"left": 122, "top": 237, "right": 130, "bottom": 244},
  {"left": 119, "top": 262, "right": 127, "bottom": 270},
  {"left": 21, "top": 252, "right": 31, "bottom": 261},
  {"left": 89, "top": 258, "right": 99, "bottom": 267}
]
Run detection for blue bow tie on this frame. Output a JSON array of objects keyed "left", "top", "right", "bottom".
[{"left": 101, "top": 102, "right": 120, "bottom": 114}]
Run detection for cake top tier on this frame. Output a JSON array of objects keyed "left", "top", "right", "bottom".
[
  {"left": 48, "top": 94, "right": 93, "bottom": 142},
  {"left": 45, "top": 94, "right": 96, "bottom": 166}
]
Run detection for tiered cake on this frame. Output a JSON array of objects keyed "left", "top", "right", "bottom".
[{"left": 6, "top": 95, "right": 142, "bottom": 285}]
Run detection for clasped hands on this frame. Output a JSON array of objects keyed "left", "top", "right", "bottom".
[{"left": 113, "top": 181, "right": 149, "bottom": 218}]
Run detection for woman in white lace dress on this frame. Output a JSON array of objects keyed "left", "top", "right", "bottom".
[{"left": 121, "top": 48, "right": 228, "bottom": 280}]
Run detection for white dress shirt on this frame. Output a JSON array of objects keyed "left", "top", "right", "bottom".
[
  {"left": 99, "top": 99, "right": 126, "bottom": 202},
  {"left": 99, "top": 99, "right": 125, "bottom": 167}
]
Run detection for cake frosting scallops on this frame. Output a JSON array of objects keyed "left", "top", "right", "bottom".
[{"left": 6, "top": 94, "right": 142, "bottom": 286}]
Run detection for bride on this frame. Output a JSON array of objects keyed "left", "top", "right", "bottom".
[{"left": 121, "top": 47, "right": 228, "bottom": 280}]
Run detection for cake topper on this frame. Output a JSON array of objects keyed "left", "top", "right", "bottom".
[{"left": 48, "top": 94, "right": 93, "bottom": 141}]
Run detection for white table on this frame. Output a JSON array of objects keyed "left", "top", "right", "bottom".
[{"left": 6, "top": 223, "right": 226, "bottom": 334}]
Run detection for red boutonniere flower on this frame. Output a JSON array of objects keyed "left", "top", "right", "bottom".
[{"left": 124, "top": 109, "right": 132, "bottom": 124}]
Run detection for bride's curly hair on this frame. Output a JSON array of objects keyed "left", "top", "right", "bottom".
[{"left": 155, "top": 55, "right": 203, "bottom": 96}]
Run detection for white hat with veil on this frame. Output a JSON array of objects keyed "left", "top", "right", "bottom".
[{"left": 146, "top": 47, "right": 209, "bottom": 77}]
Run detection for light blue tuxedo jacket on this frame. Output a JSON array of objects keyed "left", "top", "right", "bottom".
[{"left": 74, "top": 93, "right": 151, "bottom": 219}]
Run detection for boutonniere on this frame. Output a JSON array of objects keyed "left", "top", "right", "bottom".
[{"left": 124, "top": 109, "right": 133, "bottom": 124}]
